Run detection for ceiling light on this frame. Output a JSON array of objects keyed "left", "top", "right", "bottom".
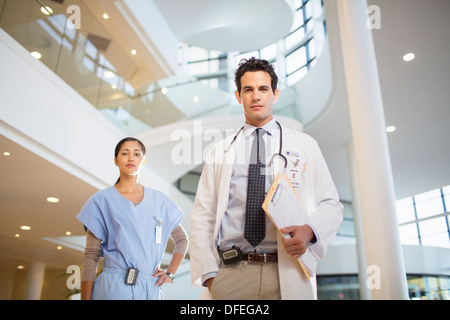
[
  {"left": 20, "top": 226, "right": 31, "bottom": 231},
  {"left": 65, "top": 231, "right": 71, "bottom": 236},
  {"left": 131, "top": 49, "right": 137, "bottom": 55},
  {"left": 31, "top": 51, "right": 42, "bottom": 60},
  {"left": 386, "top": 126, "right": 396, "bottom": 133},
  {"left": 40, "top": 6, "right": 53, "bottom": 15},
  {"left": 103, "top": 13, "right": 109, "bottom": 20},
  {"left": 57, "top": 245, "right": 63, "bottom": 250},
  {"left": 403, "top": 53, "right": 415, "bottom": 62},
  {"left": 46, "top": 197, "right": 60, "bottom": 203},
  {"left": 193, "top": 96, "right": 199, "bottom": 102},
  {"left": 3, "top": 151, "right": 10, "bottom": 156},
  {"left": 161, "top": 87, "right": 168, "bottom": 95},
  {"left": 15, "top": 234, "right": 20, "bottom": 238},
  {"left": 17, "top": 265, "right": 24, "bottom": 269},
  {"left": 104, "top": 70, "right": 115, "bottom": 79}
]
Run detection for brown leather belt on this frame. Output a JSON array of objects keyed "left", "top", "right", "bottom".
[{"left": 242, "top": 252, "right": 278, "bottom": 263}]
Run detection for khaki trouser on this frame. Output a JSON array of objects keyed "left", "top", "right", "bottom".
[{"left": 210, "top": 260, "right": 281, "bottom": 300}]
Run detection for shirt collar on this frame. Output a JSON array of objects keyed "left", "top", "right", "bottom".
[{"left": 243, "top": 118, "right": 278, "bottom": 138}]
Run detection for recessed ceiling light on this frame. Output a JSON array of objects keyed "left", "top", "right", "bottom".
[
  {"left": 14, "top": 233, "right": 20, "bottom": 238},
  {"left": 57, "top": 245, "right": 63, "bottom": 250},
  {"left": 31, "top": 51, "right": 42, "bottom": 60},
  {"left": 103, "top": 13, "right": 109, "bottom": 20},
  {"left": 131, "top": 49, "right": 137, "bottom": 55},
  {"left": 193, "top": 96, "right": 199, "bottom": 102},
  {"left": 17, "top": 265, "right": 24, "bottom": 269},
  {"left": 40, "top": 6, "right": 53, "bottom": 15},
  {"left": 403, "top": 53, "right": 415, "bottom": 62},
  {"left": 65, "top": 231, "right": 71, "bottom": 236},
  {"left": 161, "top": 87, "right": 168, "bottom": 95},
  {"left": 46, "top": 197, "right": 60, "bottom": 203},
  {"left": 386, "top": 126, "right": 396, "bottom": 133},
  {"left": 20, "top": 226, "right": 31, "bottom": 231},
  {"left": 104, "top": 70, "right": 115, "bottom": 79},
  {"left": 3, "top": 151, "right": 10, "bottom": 156}
]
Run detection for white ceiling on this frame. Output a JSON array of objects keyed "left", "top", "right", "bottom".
[
  {"left": 305, "top": 0, "right": 450, "bottom": 201},
  {"left": 1, "top": 0, "right": 449, "bottom": 273},
  {"left": 153, "top": 0, "right": 294, "bottom": 52}
]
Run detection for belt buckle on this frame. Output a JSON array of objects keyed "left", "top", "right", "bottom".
[{"left": 247, "top": 253, "right": 267, "bottom": 263}]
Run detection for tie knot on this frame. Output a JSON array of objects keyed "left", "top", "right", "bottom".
[{"left": 255, "top": 128, "right": 265, "bottom": 137}]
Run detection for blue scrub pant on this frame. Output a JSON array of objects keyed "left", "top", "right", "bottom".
[{"left": 92, "top": 267, "right": 163, "bottom": 300}]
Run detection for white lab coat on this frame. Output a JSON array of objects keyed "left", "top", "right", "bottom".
[{"left": 190, "top": 124, "right": 343, "bottom": 300}]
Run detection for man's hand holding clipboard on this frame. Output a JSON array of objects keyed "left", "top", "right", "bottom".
[{"left": 262, "top": 173, "right": 318, "bottom": 279}]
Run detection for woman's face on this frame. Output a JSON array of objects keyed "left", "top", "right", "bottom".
[{"left": 114, "top": 140, "right": 146, "bottom": 178}]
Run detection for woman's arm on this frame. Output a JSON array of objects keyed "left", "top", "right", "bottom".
[
  {"left": 80, "top": 229, "right": 101, "bottom": 300},
  {"left": 153, "top": 224, "right": 188, "bottom": 286}
]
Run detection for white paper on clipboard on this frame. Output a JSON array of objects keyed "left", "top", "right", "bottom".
[{"left": 262, "top": 173, "right": 317, "bottom": 279}]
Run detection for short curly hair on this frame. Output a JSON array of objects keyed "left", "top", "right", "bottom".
[{"left": 234, "top": 57, "right": 278, "bottom": 95}]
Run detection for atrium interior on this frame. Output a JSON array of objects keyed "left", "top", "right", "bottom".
[{"left": 0, "top": 0, "right": 449, "bottom": 300}]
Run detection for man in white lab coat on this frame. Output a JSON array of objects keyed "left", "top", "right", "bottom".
[{"left": 190, "top": 58, "right": 343, "bottom": 300}]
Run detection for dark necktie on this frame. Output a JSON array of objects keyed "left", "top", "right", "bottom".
[{"left": 244, "top": 128, "right": 266, "bottom": 247}]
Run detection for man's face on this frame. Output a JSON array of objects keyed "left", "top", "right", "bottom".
[{"left": 235, "top": 71, "right": 279, "bottom": 127}]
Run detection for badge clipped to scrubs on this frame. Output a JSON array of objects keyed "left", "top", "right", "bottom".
[{"left": 154, "top": 216, "right": 162, "bottom": 245}]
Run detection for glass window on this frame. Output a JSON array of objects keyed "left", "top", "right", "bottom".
[
  {"left": 337, "top": 219, "right": 355, "bottom": 237},
  {"left": 188, "top": 46, "right": 208, "bottom": 62},
  {"left": 399, "top": 223, "right": 420, "bottom": 245},
  {"left": 415, "top": 189, "right": 444, "bottom": 219},
  {"left": 285, "top": 27, "right": 306, "bottom": 50},
  {"left": 306, "top": 18, "right": 314, "bottom": 32},
  {"left": 396, "top": 197, "right": 416, "bottom": 224},
  {"left": 442, "top": 185, "right": 450, "bottom": 211},
  {"left": 342, "top": 202, "right": 354, "bottom": 219},
  {"left": 419, "top": 217, "right": 450, "bottom": 247},
  {"left": 408, "top": 275, "right": 450, "bottom": 300},
  {"left": 286, "top": 46, "right": 307, "bottom": 74},
  {"left": 304, "top": 1, "right": 313, "bottom": 19},
  {"left": 290, "top": 8, "right": 305, "bottom": 32},
  {"left": 292, "top": 0, "right": 304, "bottom": 9},
  {"left": 260, "top": 43, "right": 277, "bottom": 61},
  {"left": 286, "top": 66, "right": 307, "bottom": 86},
  {"left": 188, "top": 61, "right": 209, "bottom": 75},
  {"left": 209, "top": 59, "right": 220, "bottom": 73},
  {"left": 82, "top": 56, "right": 95, "bottom": 72},
  {"left": 308, "top": 39, "right": 317, "bottom": 59},
  {"left": 48, "top": 14, "right": 66, "bottom": 34},
  {"left": 209, "top": 50, "right": 223, "bottom": 59},
  {"left": 316, "top": 275, "right": 360, "bottom": 300},
  {"left": 235, "top": 51, "right": 259, "bottom": 63}
]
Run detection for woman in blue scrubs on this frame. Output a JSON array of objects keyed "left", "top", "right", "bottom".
[{"left": 77, "top": 137, "right": 189, "bottom": 300}]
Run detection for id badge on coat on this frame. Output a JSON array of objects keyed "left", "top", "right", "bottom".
[{"left": 286, "top": 151, "right": 307, "bottom": 192}]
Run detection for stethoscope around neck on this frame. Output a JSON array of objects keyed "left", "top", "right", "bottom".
[{"left": 226, "top": 120, "right": 288, "bottom": 176}]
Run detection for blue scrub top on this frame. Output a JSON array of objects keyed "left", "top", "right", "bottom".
[{"left": 77, "top": 186, "right": 183, "bottom": 275}]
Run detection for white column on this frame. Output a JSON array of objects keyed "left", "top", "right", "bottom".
[
  {"left": 337, "top": 0, "right": 408, "bottom": 299},
  {"left": 24, "top": 262, "right": 46, "bottom": 300},
  {"left": 347, "top": 142, "right": 370, "bottom": 300}
]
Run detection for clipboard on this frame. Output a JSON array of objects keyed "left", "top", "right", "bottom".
[{"left": 262, "top": 173, "right": 315, "bottom": 280}]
